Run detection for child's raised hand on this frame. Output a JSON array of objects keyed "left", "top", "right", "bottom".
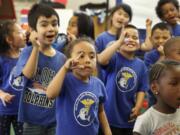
[
  {"left": 29, "top": 31, "right": 41, "bottom": 48},
  {"left": 64, "top": 52, "right": 83, "bottom": 71},
  {"left": 146, "top": 18, "right": 152, "bottom": 28},
  {"left": 118, "top": 25, "right": 126, "bottom": 45}
]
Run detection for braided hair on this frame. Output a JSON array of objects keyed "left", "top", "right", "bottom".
[{"left": 149, "top": 60, "right": 180, "bottom": 84}]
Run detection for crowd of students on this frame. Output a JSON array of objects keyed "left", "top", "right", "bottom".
[{"left": 0, "top": 0, "right": 179, "bottom": 135}]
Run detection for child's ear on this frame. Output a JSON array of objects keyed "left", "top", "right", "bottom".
[
  {"left": 6, "top": 36, "right": 13, "bottom": 45},
  {"left": 150, "top": 81, "right": 159, "bottom": 95}
]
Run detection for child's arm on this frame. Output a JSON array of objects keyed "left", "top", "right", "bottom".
[
  {"left": 98, "top": 103, "right": 112, "bottom": 135},
  {"left": 140, "top": 19, "right": 153, "bottom": 51},
  {"left": 129, "top": 91, "right": 145, "bottom": 122},
  {"left": 98, "top": 28, "right": 125, "bottom": 65},
  {"left": 22, "top": 31, "right": 40, "bottom": 79},
  {"left": 46, "top": 63, "right": 68, "bottom": 99},
  {"left": 46, "top": 53, "right": 82, "bottom": 99}
]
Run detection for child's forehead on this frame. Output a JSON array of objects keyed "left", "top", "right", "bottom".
[
  {"left": 115, "top": 8, "right": 127, "bottom": 14},
  {"left": 37, "top": 15, "right": 58, "bottom": 22},
  {"left": 162, "top": 2, "right": 177, "bottom": 9},
  {"left": 152, "top": 28, "right": 171, "bottom": 35},
  {"left": 165, "top": 66, "right": 180, "bottom": 75},
  {"left": 124, "top": 28, "right": 138, "bottom": 34},
  {"left": 73, "top": 41, "right": 96, "bottom": 52}
]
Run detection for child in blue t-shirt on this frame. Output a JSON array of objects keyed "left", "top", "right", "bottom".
[
  {"left": 54, "top": 12, "right": 95, "bottom": 52},
  {"left": 144, "top": 22, "right": 172, "bottom": 68},
  {"left": 0, "top": 20, "right": 26, "bottom": 135},
  {"left": 46, "top": 37, "right": 112, "bottom": 135},
  {"left": 155, "top": 0, "right": 180, "bottom": 36},
  {"left": 95, "top": 3, "right": 132, "bottom": 83},
  {"left": 144, "top": 22, "right": 172, "bottom": 106},
  {"left": 98, "top": 24, "right": 149, "bottom": 135},
  {"left": 15, "top": 4, "right": 66, "bottom": 135}
]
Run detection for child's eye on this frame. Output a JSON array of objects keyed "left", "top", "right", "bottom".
[
  {"left": 52, "top": 22, "right": 58, "bottom": 27},
  {"left": 90, "top": 55, "right": 95, "bottom": 59},
  {"left": 163, "top": 36, "right": 169, "bottom": 40},
  {"left": 41, "top": 23, "right": 48, "bottom": 27},
  {"left": 169, "top": 81, "right": 178, "bottom": 86},
  {"left": 124, "top": 14, "right": 129, "bottom": 18},
  {"left": 132, "top": 36, "right": 138, "bottom": 40}
]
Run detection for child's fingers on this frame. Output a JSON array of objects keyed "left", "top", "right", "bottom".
[
  {"left": 75, "top": 52, "right": 84, "bottom": 60},
  {"left": 30, "top": 31, "right": 40, "bottom": 47},
  {"left": 70, "top": 52, "right": 84, "bottom": 69},
  {"left": 5, "top": 94, "right": 15, "bottom": 102},
  {"left": 146, "top": 18, "right": 152, "bottom": 24}
]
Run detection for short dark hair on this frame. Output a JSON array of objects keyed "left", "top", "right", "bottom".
[
  {"left": 164, "top": 37, "right": 180, "bottom": 56},
  {"left": 155, "top": 0, "right": 179, "bottom": 20},
  {"left": 0, "top": 20, "right": 16, "bottom": 54},
  {"left": 109, "top": 3, "right": 133, "bottom": 22},
  {"left": 65, "top": 37, "right": 95, "bottom": 58},
  {"left": 125, "top": 24, "right": 138, "bottom": 30},
  {"left": 28, "top": 3, "right": 60, "bottom": 30},
  {"left": 151, "top": 22, "right": 172, "bottom": 35},
  {"left": 116, "top": 24, "right": 139, "bottom": 40},
  {"left": 149, "top": 60, "right": 180, "bottom": 84},
  {"left": 74, "top": 12, "right": 95, "bottom": 39}
]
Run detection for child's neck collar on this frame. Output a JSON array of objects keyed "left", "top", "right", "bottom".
[
  {"left": 108, "top": 27, "right": 119, "bottom": 35},
  {"left": 73, "top": 72, "right": 90, "bottom": 83},
  {"left": 119, "top": 50, "right": 135, "bottom": 60},
  {"left": 154, "top": 103, "right": 176, "bottom": 114},
  {"left": 39, "top": 46, "right": 56, "bottom": 57}
]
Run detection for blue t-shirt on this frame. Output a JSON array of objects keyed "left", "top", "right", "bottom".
[
  {"left": 56, "top": 73, "right": 107, "bottom": 135},
  {"left": 95, "top": 31, "right": 116, "bottom": 83},
  {"left": 16, "top": 46, "right": 66, "bottom": 126},
  {"left": 95, "top": 31, "right": 116, "bottom": 53},
  {"left": 172, "top": 23, "right": 180, "bottom": 36},
  {"left": 0, "top": 56, "right": 24, "bottom": 115},
  {"left": 144, "top": 49, "right": 160, "bottom": 69},
  {"left": 103, "top": 53, "right": 149, "bottom": 128}
]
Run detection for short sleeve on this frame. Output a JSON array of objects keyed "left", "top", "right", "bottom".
[
  {"left": 14, "top": 47, "right": 32, "bottom": 77},
  {"left": 138, "top": 63, "right": 149, "bottom": 92},
  {"left": 98, "top": 79, "right": 107, "bottom": 104}
]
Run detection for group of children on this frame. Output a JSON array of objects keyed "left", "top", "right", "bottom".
[{"left": 0, "top": 0, "right": 179, "bottom": 135}]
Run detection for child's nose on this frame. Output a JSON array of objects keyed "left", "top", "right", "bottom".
[
  {"left": 85, "top": 56, "right": 91, "bottom": 64},
  {"left": 48, "top": 25, "right": 54, "bottom": 31}
]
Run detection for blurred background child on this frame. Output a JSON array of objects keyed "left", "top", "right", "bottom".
[
  {"left": 164, "top": 36, "right": 180, "bottom": 61},
  {"left": 0, "top": 20, "right": 26, "bottom": 135},
  {"left": 155, "top": 0, "right": 180, "bottom": 36},
  {"left": 54, "top": 12, "right": 95, "bottom": 52}
]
